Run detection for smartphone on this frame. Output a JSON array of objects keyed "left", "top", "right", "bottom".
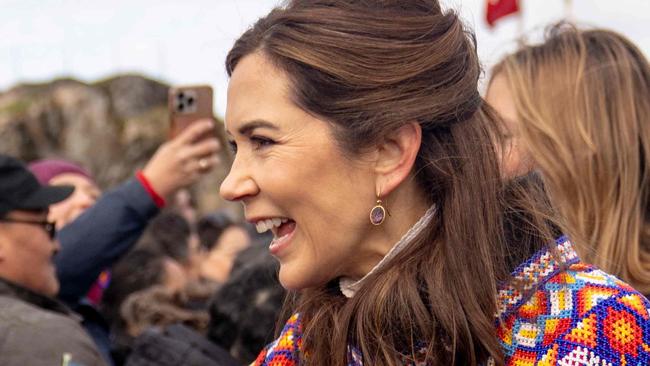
[{"left": 168, "top": 85, "right": 214, "bottom": 139}]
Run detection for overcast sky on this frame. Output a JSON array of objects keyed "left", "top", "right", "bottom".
[{"left": 1, "top": 0, "right": 648, "bottom": 117}]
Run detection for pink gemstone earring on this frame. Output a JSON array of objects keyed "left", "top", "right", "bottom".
[{"left": 369, "top": 196, "right": 386, "bottom": 226}]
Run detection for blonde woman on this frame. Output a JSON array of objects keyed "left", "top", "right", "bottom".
[{"left": 487, "top": 23, "right": 650, "bottom": 296}]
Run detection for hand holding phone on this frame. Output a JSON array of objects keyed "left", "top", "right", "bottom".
[
  {"left": 168, "top": 85, "right": 214, "bottom": 139},
  {"left": 144, "top": 119, "right": 221, "bottom": 199}
]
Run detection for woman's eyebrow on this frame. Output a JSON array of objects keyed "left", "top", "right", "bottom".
[{"left": 238, "top": 119, "right": 279, "bottom": 136}]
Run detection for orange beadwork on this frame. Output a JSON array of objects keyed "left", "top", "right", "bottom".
[
  {"left": 253, "top": 313, "right": 302, "bottom": 365},
  {"left": 497, "top": 237, "right": 650, "bottom": 365},
  {"left": 254, "top": 238, "right": 650, "bottom": 365}
]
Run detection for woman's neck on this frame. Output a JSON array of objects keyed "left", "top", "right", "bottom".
[
  {"left": 340, "top": 181, "right": 433, "bottom": 297},
  {"left": 352, "top": 180, "right": 430, "bottom": 279}
]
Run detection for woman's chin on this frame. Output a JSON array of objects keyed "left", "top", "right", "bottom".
[
  {"left": 278, "top": 267, "right": 306, "bottom": 291},
  {"left": 278, "top": 264, "right": 333, "bottom": 291}
]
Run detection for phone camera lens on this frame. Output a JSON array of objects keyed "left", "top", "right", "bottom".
[
  {"left": 178, "top": 103, "right": 185, "bottom": 111},
  {"left": 177, "top": 92, "right": 185, "bottom": 100},
  {"left": 187, "top": 97, "right": 194, "bottom": 105}
]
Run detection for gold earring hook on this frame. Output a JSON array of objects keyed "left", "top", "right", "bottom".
[{"left": 370, "top": 186, "right": 387, "bottom": 225}]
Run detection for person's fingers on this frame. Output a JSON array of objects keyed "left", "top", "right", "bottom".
[
  {"left": 180, "top": 138, "right": 220, "bottom": 162},
  {"left": 183, "top": 155, "right": 221, "bottom": 175},
  {"left": 182, "top": 155, "right": 220, "bottom": 175},
  {"left": 197, "top": 155, "right": 221, "bottom": 172},
  {"left": 172, "top": 119, "right": 216, "bottom": 146},
  {"left": 182, "top": 159, "right": 202, "bottom": 175}
]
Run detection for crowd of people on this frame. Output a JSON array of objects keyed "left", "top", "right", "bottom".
[
  {"left": 0, "top": 0, "right": 649, "bottom": 365},
  {"left": 0, "top": 120, "right": 283, "bottom": 366}
]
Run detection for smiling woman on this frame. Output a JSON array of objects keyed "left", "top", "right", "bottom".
[
  {"left": 222, "top": 56, "right": 414, "bottom": 289},
  {"left": 219, "top": 1, "right": 515, "bottom": 363},
  {"left": 218, "top": 1, "right": 650, "bottom": 366}
]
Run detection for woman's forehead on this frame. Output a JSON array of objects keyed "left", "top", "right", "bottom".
[{"left": 225, "top": 54, "right": 295, "bottom": 132}]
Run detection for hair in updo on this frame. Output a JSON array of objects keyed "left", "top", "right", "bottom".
[{"left": 226, "top": 0, "right": 554, "bottom": 364}]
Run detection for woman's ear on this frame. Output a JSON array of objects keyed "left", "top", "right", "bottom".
[{"left": 373, "top": 122, "right": 422, "bottom": 196}]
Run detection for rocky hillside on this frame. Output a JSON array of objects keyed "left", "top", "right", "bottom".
[{"left": 0, "top": 74, "right": 234, "bottom": 215}]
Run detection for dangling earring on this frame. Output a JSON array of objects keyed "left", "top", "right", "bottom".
[{"left": 369, "top": 192, "right": 387, "bottom": 226}]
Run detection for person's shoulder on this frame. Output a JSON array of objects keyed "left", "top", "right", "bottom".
[
  {"left": 547, "top": 275, "right": 650, "bottom": 364},
  {"left": 127, "top": 324, "right": 240, "bottom": 366},
  {"left": 252, "top": 313, "right": 302, "bottom": 366},
  {"left": 0, "top": 295, "right": 106, "bottom": 366},
  {"left": 0, "top": 293, "right": 76, "bottom": 326},
  {"left": 555, "top": 262, "right": 646, "bottom": 313},
  {"left": 501, "top": 264, "right": 650, "bottom": 364}
]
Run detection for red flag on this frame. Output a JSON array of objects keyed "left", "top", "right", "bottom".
[{"left": 486, "top": 0, "right": 520, "bottom": 28}]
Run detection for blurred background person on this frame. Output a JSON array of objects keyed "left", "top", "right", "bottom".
[
  {"left": 101, "top": 249, "right": 187, "bottom": 365},
  {"left": 171, "top": 189, "right": 199, "bottom": 228},
  {"left": 486, "top": 23, "right": 650, "bottom": 297},
  {"left": 136, "top": 210, "right": 198, "bottom": 279},
  {"left": 120, "top": 285, "right": 209, "bottom": 341},
  {"left": 199, "top": 219, "right": 258, "bottom": 284},
  {"left": 107, "top": 215, "right": 266, "bottom": 366},
  {"left": 0, "top": 154, "right": 106, "bottom": 365},
  {"left": 196, "top": 211, "right": 234, "bottom": 254},
  {"left": 206, "top": 244, "right": 285, "bottom": 364},
  {"left": 28, "top": 119, "right": 220, "bottom": 365}
]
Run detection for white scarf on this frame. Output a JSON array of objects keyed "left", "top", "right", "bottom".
[{"left": 339, "top": 205, "right": 437, "bottom": 298}]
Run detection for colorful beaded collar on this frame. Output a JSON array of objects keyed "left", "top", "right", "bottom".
[{"left": 496, "top": 236, "right": 580, "bottom": 319}]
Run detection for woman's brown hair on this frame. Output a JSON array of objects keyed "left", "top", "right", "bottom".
[
  {"left": 493, "top": 24, "right": 650, "bottom": 295},
  {"left": 226, "top": 1, "right": 554, "bottom": 364}
]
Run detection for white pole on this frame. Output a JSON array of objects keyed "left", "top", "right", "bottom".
[
  {"left": 517, "top": 0, "right": 525, "bottom": 46},
  {"left": 564, "top": 0, "right": 575, "bottom": 22}
]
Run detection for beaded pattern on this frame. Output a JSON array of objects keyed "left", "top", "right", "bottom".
[
  {"left": 496, "top": 237, "right": 580, "bottom": 319},
  {"left": 497, "top": 238, "right": 650, "bottom": 365},
  {"left": 254, "top": 313, "right": 302, "bottom": 365},
  {"left": 253, "top": 239, "right": 650, "bottom": 365}
]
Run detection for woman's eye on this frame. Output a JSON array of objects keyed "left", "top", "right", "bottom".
[{"left": 250, "top": 136, "right": 276, "bottom": 149}]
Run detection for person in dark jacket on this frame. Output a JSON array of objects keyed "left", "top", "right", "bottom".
[
  {"left": 29, "top": 119, "right": 221, "bottom": 364},
  {"left": 0, "top": 154, "right": 106, "bottom": 366},
  {"left": 125, "top": 323, "right": 240, "bottom": 366}
]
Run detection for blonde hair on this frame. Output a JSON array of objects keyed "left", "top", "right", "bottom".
[{"left": 493, "top": 23, "right": 650, "bottom": 294}]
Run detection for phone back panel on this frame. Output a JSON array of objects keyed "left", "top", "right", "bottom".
[{"left": 168, "top": 85, "right": 214, "bottom": 138}]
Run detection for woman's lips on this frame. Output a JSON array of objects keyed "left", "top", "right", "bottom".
[{"left": 269, "top": 221, "right": 296, "bottom": 256}]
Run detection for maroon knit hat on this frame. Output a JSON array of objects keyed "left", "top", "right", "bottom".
[{"left": 28, "top": 159, "right": 94, "bottom": 185}]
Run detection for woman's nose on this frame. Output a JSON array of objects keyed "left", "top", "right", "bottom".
[{"left": 219, "top": 158, "right": 259, "bottom": 202}]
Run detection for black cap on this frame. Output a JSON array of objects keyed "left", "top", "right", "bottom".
[{"left": 0, "top": 155, "right": 74, "bottom": 218}]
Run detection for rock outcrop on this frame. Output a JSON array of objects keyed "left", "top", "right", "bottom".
[{"left": 0, "top": 74, "right": 233, "bottom": 215}]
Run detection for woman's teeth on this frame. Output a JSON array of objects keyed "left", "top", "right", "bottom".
[{"left": 255, "top": 218, "right": 289, "bottom": 234}]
